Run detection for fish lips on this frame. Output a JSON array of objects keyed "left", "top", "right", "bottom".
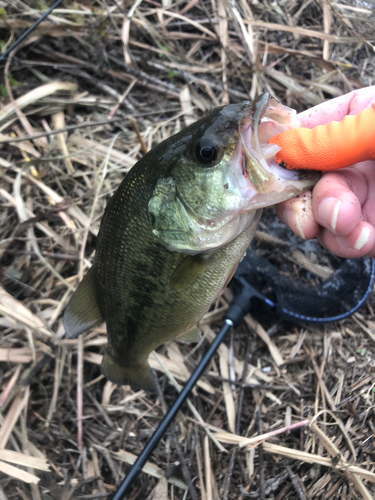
[{"left": 238, "top": 93, "right": 320, "bottom": 209}]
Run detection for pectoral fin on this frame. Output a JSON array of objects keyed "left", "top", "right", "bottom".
[
  {"left": 169, "top": 254, "right": 214, "bottom": 292},
  {"left": 177, "top": 326, "right": 203, "bottom": 343},
  {"left": 63, "top": 268, "right": 103, "bottom": 338},
  {"left": 101, "top": 351, "right": 155, "bottom": 391}
]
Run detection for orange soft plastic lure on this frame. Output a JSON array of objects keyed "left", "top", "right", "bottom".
[{"left": 268, "top": 102, "right": 375, "bottom": 171}]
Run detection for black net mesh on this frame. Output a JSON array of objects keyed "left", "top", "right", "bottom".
[{"left": 233, "top": 209, "right": 374, "bottom": 324}]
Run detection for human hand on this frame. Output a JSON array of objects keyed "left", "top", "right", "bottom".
[{"left": 276, "top": 86, "right": 375, "bottom": 259}]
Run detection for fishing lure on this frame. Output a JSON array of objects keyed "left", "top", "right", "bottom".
[{"left": 268, "top": 102, "right": 375, "bottom": 171}]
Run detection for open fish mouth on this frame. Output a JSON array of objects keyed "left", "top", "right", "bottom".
[{"left": 239, "top": 93, "right": 320, "bottom": 209}]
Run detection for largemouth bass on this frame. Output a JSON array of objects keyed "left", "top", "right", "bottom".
[{"left": 64, "top": 93, "right": 319, "bottom": 390}]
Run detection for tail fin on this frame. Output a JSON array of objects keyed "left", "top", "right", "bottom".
[
  {"left": 64, "top": 268, "right": 103, "bottom": 338},
  {"left": 101, "top": 351, "right": 155, "bottom": 391}
]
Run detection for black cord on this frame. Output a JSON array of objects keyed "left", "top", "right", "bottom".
[
  {"left": 262, "top": 258, "right": 375, "bottom": 323},
  {"left": 0, "top": 0, "right": 64, "bottom": 63}
]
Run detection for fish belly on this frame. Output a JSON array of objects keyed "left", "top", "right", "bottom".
[{"left": 95, "top": 209, "right": 261, "bottom": 388}]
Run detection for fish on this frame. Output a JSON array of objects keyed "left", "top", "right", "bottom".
[{"left": 64, "top": 93, "right": 319, "bottom": 390}]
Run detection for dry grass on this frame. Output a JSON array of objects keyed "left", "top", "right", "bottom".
[{"left": 0, "top": 1, "right": 375, "bottom": 499}]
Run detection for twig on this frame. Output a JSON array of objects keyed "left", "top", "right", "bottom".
[
  {"left": 40, "top": 46, "right": 181, "bottom": 98},
  {"left": 0, "top": 366, "right": 22, "bottom": 407},
  {"left": 77, "top": 336, "right": 84, "bottom": 450},
  {"left": 223, "top": 336, "right": 252, "bottom": 500},
  {"left": 257, "top": 407, "right": 265, "bottom": 500},
  {"left": 286, "top": 465, "right": 308, "bottom": 500},
  {"left": 0, "top": 118, "right": 122, "bottom": 145},
  {"left": 130, "top": 118, "right": 148, "bottom": 154},
  {"left": 108, "top": 80, "right": 137, "bottom": 119}
]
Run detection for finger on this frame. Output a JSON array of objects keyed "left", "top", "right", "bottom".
[
  {"left": 297, "top": 86, "right": 375, "bottom": 128},
  {"left": 276, "top": 191, "right": 320, "bottom": 240},
  {"left": 312, "top": 170, "right": 367, "bottom": 236},
  {"left": 317, "top": 221, "right": 375, "bottom": 258},
  {"left": 356, "top": 161, "right": 375, "bottom": 230}
]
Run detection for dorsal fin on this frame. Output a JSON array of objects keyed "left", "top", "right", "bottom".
[{"left": 63, "top": 268, "right": 103, "bottom": 338}]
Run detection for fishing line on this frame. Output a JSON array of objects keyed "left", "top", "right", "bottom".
[
  {"left": 0, "top": 0, "right": 63, "bottom": 63},
  {"left": 234, "top": 246, "right": 375, "bottom": 325},
  {"left": 262, "top": 258, "right": 375, "bottom": 323}
]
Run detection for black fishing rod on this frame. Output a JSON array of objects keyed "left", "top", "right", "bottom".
[
  {"left": 111, "top": 279, "right": 264, "bottom": 500},
  {"left": 0, "top": 0, "right": 63, "bottom": 63}
]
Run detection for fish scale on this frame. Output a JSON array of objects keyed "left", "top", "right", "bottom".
[{"left": 64, "top": 95, "right": 319, "bottom": 390}]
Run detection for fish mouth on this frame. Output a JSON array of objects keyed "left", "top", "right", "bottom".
[{"left": 239, "top": 93, "right": 320, "bottom": 209}]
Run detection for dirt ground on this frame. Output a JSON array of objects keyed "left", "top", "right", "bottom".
[{"left": 0, "top": 1, "right": 375, "bottom": 499}]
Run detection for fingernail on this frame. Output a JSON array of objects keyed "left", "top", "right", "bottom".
[
  {"left": 318, "top": 198, "right": 341, "bottom": 232},
  {"left": 294, "top": 213, "right": 305, "bottom": 239},
  {"left": 354, "top": 227, "right": 370, "bottom": 250}
]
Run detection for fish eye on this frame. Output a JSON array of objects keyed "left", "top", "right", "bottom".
[{"left": 195, "top": 140, "right": 218, "bottom": 165}]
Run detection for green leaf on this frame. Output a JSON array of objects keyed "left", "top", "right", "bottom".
[
  {"left": 158, "top": 45, "right": 169, "bottom": 58},
  {"left": 7, "top": 73, "right": 21, "bottom": 86},
  {"left": 35, "top": 0, "right": 49, "bottom": 10},
  {"left": 0, "top": 84, "right": 7, "bottom": 97}
]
